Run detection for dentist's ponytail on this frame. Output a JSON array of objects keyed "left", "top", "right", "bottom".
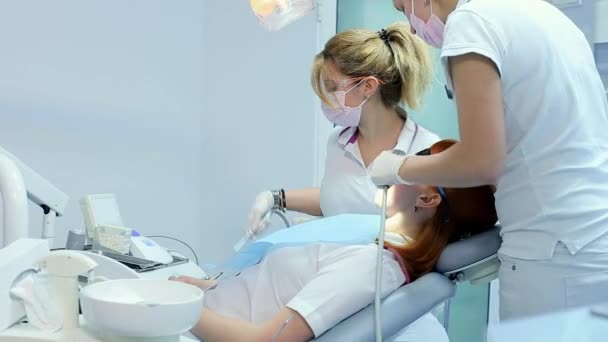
[
  {"left": 383, "top": 22, "right": 433, "bottom": 110},
  {"left": 311, "top": 21, "right": 433, "bottom": 116}
]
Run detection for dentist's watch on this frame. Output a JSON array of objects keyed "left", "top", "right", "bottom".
[{"left": 271, "top": 189, "right": 286, "bottom": 212}]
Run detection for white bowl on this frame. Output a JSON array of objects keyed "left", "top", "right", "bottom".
[{"left": 80, "top": 279, "right": 203, "bottom": 337}]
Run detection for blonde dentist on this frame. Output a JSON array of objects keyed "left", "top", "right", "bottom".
[
  {"left": 369, "top": 0, "right": 608, "bottom": 320},
  {"left": 247, "top": 22, "right": 448, "bottom": 341},
  {"left": 248, "top": 23, "right": 441, "bottom": 235}
]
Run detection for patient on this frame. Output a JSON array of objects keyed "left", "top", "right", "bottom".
[{"left": 173, "top": 140, "right": 497, "bottom": 342}]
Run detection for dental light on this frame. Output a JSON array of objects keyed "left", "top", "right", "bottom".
[{"left": 249, "top": 0, "right": 316, "bottom": 31}]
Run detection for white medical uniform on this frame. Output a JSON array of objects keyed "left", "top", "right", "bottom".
[
  {"left": 318, "top": 119, "right": 447, "bottom": 341},
  {"left": 320, "top": 118, "right": 440, "bottom": 215},
  {"left": 204, "top": 243, "right": 404, "bottom": 338},
  {"left": 441, "top": 0, "right": 608, "bottom": 319}
]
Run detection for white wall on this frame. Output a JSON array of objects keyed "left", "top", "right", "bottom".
[
  {"left": 0, "top": 1, "right": 329, "bottom": 265},
  {"left": 596, "top": 0, "right": 608, "bottom": 43},
  {"left": 200, "top": 1, "right": 323, "bottom": 262},
  {"left": 0, "top": 0, "right": 205, "bottom": 258}
]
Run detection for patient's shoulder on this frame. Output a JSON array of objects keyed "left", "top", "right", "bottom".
[{"left": 319, "top": 243, "right": 397, "bottom": 267}]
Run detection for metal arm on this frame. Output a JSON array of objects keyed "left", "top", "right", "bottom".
[
  {"left": 41, "top": 204, "right": 58, "bottom": 243},
  {"left": 0, "top": 146, "right": 69, "bottom": 247}
]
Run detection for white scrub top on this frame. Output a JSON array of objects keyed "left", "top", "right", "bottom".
[
  {"left": 441, "top": 0, "right": 608, "bottom": 260},
  {"left": 203, "top": 243, "right": 405, "bottom": 338},
  {"left": 320, "top": 118, "right": 440, "bottom": 216}
]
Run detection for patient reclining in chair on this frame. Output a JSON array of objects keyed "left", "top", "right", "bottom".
[{"left": 173, "top": 145, "right": 497, "bottom": 342}]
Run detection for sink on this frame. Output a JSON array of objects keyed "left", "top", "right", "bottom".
[{"left": 80, "top": 279, "right": 203, "bottom": 338}]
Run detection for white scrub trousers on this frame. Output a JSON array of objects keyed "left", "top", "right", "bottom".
[{"left": 498, "top": 233, "right": 608, "bottom": 320}]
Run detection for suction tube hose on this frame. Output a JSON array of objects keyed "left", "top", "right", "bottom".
[{"left": 375, "top": 186, "right": 389, "bottom": 342}]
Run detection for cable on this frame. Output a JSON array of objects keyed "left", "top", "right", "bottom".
[
  {"left": 273, "top": 210, "right": 291, "bottom": 228},
  {"left": 374, "top": 186, "right": 389, "bottom": 342},
  {"left": 147, "top": 235, "right": 199, "bottom": 265}
]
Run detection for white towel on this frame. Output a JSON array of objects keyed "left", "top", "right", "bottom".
[{"left": 9, "top": 271, "right": 62, "bottom": 332}]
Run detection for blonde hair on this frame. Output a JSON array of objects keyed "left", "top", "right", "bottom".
[{"left": 311, "top": 22, "right": 433, "bottom": 114}]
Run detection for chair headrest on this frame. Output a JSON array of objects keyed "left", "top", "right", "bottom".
[{"left": 435, "top": 225, "right": 501, "bottom": 274}]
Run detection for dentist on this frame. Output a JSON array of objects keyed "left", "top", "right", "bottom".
[
  {"left": 247, "top": 23, "right": 439, "bottom": 229},
  {"left": 247, "top": 22, "right": 448, "bottom": 341},
  {"left": 370, "top": 0, "right": 608, "bottom": 320}
]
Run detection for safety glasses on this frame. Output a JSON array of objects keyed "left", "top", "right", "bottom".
[
  {"left": 321, "top": 76, "right": 362, "bottom": 94},
  {"left": 321, "top": 75, "right": 385, "bottom": 94},
  {"left": 415, "top": 140, "right": 458, "bottom": 223}
]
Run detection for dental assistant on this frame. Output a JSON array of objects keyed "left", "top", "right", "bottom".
[
  {"left": 248, "top": 22, "right": 440, "bottom": 232},
  {"left": 247, "top": 22, "right": 448, "bottom": 341},
  {"left": 370, "top": 0, "right": 608, "bottom": 320}
]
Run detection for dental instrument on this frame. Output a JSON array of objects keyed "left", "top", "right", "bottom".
[
  {"left": 77, "top": 193, "right": 204, "bottom": 281},
  {"left": 374, "top": 186, "right": 389, "bottom": 342},
  {"left": 147, "top": 235, "right": 200, "bottom": 266},
  {"left": 234, "top": 208, "right": 291, "bottom": 252},
  {"left": 0, "top": 147, "right": 204, "bottom": 341}
]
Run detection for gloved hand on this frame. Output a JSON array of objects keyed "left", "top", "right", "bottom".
[
  {"left": 368, "top": 150, "right": 411, "bottom": 187},
  {"left": 247, "top": 191, "right": 275, "bottom": 236}
]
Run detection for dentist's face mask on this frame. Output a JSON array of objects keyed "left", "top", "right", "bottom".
[
  {"left": 320, "top": 77, "right": 368, "bottom": 127},
  {"left": 409, "top": 0, "right": 445, "bottom": 48}
]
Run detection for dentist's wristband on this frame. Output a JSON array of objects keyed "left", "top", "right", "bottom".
[
  {"left": 271, "top": 189, "right": 287, "bottom": 212},
  {"left": 280, "top": 189, "right": 287, "bottom": 212}
]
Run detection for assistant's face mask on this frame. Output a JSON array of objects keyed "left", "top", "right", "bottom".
[
  {"left": 250, "top": 0, "right": 316, "bottom": 31},
  {"left": 409, "top": 0, "right": 445, "bottom": 48},
  {"left": 320, "top": 79, "right": 368, "bottom": 128}
]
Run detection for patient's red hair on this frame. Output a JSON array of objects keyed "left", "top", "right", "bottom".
[{"left": 386, "top": 141, "right": 498, "bottom": 281}]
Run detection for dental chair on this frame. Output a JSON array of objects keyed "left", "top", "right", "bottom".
[
  {"left": 315, "top": 224, "right": 501, "bottom": 341},
  {"left": 211, "top": 214, "right": 501, "bottom": 342}
]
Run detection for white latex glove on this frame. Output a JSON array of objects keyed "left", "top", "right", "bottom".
[
  {"left": 368, "top": 150, "right": 411, "bottom": 187},
  {"left": 247, "top": 191, "right": 275, "bottom": 236}
]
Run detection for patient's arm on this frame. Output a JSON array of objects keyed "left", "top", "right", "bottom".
[
  {"left": 191, "top": 307, "right": 313, "bottom": 342},
  {"left": 286, "top": 188, "right": 322, "bottom": 216},
  {"left": 172, "top": 276, "right": 313, "bottom": 340},
  {"left": 170, "top": 276, "right": 217, "bottom": 290}
]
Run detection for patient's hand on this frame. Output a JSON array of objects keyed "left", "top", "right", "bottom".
[{"left": 169, "top": 275, "right": 217, "bottom": 290}]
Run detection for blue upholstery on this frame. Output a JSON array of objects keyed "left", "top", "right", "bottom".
[
  {"left": 436, "top": 226, "right": 502, "bottom": 273},
  {"left": 207, "top": 214, "right": 500, "bottom": 341},
  {"left": 315, "top": 273, "right": 456, "bottom": 342},
  {"left": 315, "top": 227, "right": 502, "bottom": 341}
]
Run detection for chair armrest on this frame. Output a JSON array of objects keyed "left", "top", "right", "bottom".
[{"left": 314, "top": 273, "right": 456, "bottom": 341}]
